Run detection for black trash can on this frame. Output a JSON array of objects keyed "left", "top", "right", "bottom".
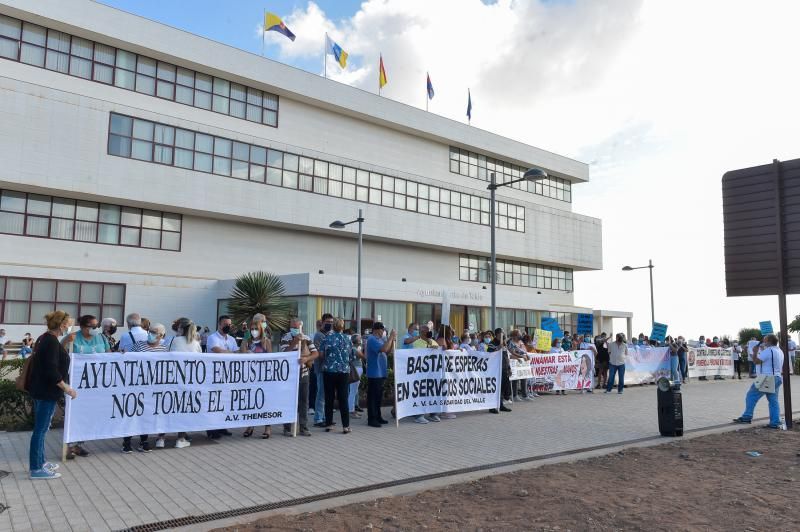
[{"left": 657, "top": 377, "right": 683, "bottom": 437}]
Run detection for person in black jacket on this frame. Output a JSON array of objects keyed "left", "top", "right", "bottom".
[{"left": 28, "top": 310, "right": 78, "bottom": 480}]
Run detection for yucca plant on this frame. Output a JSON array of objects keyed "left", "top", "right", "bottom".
[{"left": 227, "top": 271, "right": 291, "bottom": 333}]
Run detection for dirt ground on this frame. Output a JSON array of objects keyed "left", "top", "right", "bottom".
[{"left": 216, "top": 423, "right": 800, "bottom": 531}]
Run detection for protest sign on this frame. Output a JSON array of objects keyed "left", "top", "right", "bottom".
[
  {"left": 759, "top": 321, "right": 774, "bottom": 335},
  {"left": 534, "top": 329, "right": 552, "bottom": 351},
  {"left": 509, "top": 357, "right": 533, "bottom": 381},
  {"left": 394, "top": 348, "right": 501, "bottom": 418},
  {"left": 64, "top": 351, "right": 300, "bottom": 443},
  {"left": 624, "top": 346, "right": 671, "bottom": 384},
  {"left": 650, "top": 323, "right": 668, "bottom": 343},
  {"left": 540, "top": 317, "right": 564, "bottom": 338},
  {"left": 576, "top": 313, "right": 594, "bottom": 335},
  {"left": 688, "top": 348, "right": 734, "bottom": 378},
  {"left": 529, "top": 350, "right": 594, "bottom": 392}
]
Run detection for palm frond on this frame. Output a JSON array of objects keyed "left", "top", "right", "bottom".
[{"left": 227, "top": 271, "right": 291, "bottom": 332}]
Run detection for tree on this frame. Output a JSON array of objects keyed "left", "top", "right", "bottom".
[
  {"left": 737, "top": 327, "right": 762, "bottom": 345},
  {"left": 789, "top": 314, "right": 800, "bottom": 333},
  {"left": 227, "top": 271, "right": 291, "bottom": 333}
]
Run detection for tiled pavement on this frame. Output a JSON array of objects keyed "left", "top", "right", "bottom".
[{"left": 1, "top": 377, "right": 798, "bottom": 531}]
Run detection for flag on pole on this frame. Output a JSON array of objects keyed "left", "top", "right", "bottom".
[
  {"left": 427, "top": 73, "right": 434, "bottom": 100},
  {"left": 379, "top": 55, "right": 388, "bottom": 89},
  {"left": 264, "top": 12, "right": 296, "bottom": 41},
  {"left": 466, "top": 89, "right": 472, "bottom": 122},
  {"left": 325, "top": 34, "right": 348, "bottom": 69}
]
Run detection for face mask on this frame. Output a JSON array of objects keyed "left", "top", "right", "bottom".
[
  {"left": 484, "top": 338, "right": 491, "bottom": 344},
  {"left": 412, "top": 330, "right": 420, "bottom": 337},
  {"left": 290, "top": 327, "right": 301, "bottom": 336},
  {"left": 108, "top": 325, "right": 117, "bottom": 335},
  {"left": 323, "top": 323, "right": 333, "bottom": 333},
  {"left": 221, "top": 325, "right": 231, "bottom": 334},
  {"left": 452, "top": 337, "right": 460, "bottom": 344},
  {"left": 148, "top": 333, "right": 159, "bottom": 343},
  {"left": 89, "top": 327, "right": 102, "bottom": 337},
  {"left": 250, "top": 328, "right": 261, "bottom": 339}
]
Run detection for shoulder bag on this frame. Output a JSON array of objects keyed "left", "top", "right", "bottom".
[
  {"left": 15, "top": 333, "right": 46, "bottom": 392},
  {"left": 753, "top": 347, "right": 777, "bottom": 393}
]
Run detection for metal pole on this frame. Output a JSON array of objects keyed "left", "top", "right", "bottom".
[
  {"left": 490, "top": 172, "right": 497, "bottom": 331},
  {"left": 357, "top": 208, "right": 363, "bottom": 336},
  {"left": 772, "top": 159, "right": 793, "bottom": 428},
  {"left": 648, "top": 258, "right": 655, "bottom": 327}
]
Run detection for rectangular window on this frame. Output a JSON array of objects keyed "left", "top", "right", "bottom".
[{"left": 457, "top": 254, "right": 573, "bottom": 291}]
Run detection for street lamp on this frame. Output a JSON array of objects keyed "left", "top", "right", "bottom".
[
  {"left": 622, "top": 259, "right": 655, "bottom": 327},
  {"left": 487, "top": 168, "right": 548, "bottom": 329},
  {"left": 329, "top": 208, "right": 365, "bottom": 335}
]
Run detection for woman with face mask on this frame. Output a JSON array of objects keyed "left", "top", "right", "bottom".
[
  {"left": 100, "top": 318, "right": 119, "bottom": 352},
  {"left": 61, "top": 314, "right": 108, "bottom": 460},
  {"left": 241, "top": 315, "right": 273, "bottom": 438},
  {"left": 156, "top": 317, "right": 200, "bottom": 449}
]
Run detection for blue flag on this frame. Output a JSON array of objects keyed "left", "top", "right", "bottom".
[
  {"left": 427, "top": 73, "right": 434, "bottom": 100},
  {"left": 466, "top": 89, "right": 472, "bottom": 120}
]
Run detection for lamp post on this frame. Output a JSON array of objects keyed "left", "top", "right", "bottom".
[
  {"left": 329, "top": 208, "right": 365, "bottom": 335},
  {"left": 488, "top": 168, "right": 548, "bottom": 330},
  {"left": 622, "top": 259, "right": 655, "bottom": 328}
]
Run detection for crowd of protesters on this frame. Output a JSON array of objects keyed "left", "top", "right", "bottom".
[{"left": 11, "top": 309, "right": 797, "bottom": 480}]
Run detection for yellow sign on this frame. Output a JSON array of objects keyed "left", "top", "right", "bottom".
[{"left": 534, "top": 329, "right": 552, "bottom": 351}]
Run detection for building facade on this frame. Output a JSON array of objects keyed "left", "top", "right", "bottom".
[{"left": 0, "top": 0, "right": 628, "bottom": 339}]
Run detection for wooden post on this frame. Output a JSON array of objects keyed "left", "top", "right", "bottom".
[{"left": 774, "top": 159, "right": 793, "bottom": 428}]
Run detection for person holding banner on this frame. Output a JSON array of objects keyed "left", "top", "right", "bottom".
[
  {"left": 508, "top": 330, "right": 532, "bottom": 401},
  {"left": 320, "top": 319, "right": 356, "bottom": 433},
  {"left": 488, "top": 329, "right": 512, "bottom": 413},
  {"left": 159, "top": 317, "right": 200, "bottom": 449},
  {"left": 366, "top": 322, "right": 397, "bottom": 427},
  {"left": 28, "top": 311, "right": 78, "bottom": 480},
  {"left": 207, "top": 315, "right": 239, "bottom": 438},
  {"left": 605, "top": 333, "right": 628, "bottom": 394},
  {"left": 240, "top": 314, "right": 274, "bottom": 439},
  {"left": 594, "top": 333, "right": 610, "bottom": 389},
  {"left": 281, "top": 318, "right": 317, "bottom": 437},
  {"left": 733, "top": 334, "right": 784, "bottom": 428}
]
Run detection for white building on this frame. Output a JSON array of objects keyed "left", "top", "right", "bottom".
[{"left": 0, "top": 0, "right": 631, "bottom": 340}]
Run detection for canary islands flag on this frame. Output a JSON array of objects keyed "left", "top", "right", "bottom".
[
  {"left": 427, "top": 73, "right": 434, "bottom": 100},
  {"left": 264, "top": 12, "right": 296, "bottom": 42},
  {"left": 379, "top": 55, "right": 387, "bottom": 88},
  {"left": 325, "top": 34, "right": 348, "bottom": 69}
]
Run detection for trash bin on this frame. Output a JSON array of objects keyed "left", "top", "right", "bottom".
[{"left": 657, "top": 377, "right": 683, "bottom": 437}]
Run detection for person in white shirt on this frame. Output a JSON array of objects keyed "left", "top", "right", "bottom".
[
  {"left": 206, "top": 315, "right": 238, "bottom": 439},
  {"left": 787, "top": 335, "right": 797, "bottom": 371},
  {"left": 734, "top": 334, "right": 785, "bottom": 428},
  {"left": 117, "top": 313, "right": 148, "bottom": 353},
  {"left": 746, "top": 337, "right": 760, "bottom": 378},
  {"left": 605, "top": 333, "right": 629, "bottom": 394},
  {"left": 731, "top": 340, "right": 744, "bottom": 379},
  {"left": 0, "top": 329, "right": 10, "bottom": 360}
]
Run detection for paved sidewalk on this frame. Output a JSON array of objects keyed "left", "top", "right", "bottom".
[{"left": 0, "top": 377, "right": 798, "bottom": 532}]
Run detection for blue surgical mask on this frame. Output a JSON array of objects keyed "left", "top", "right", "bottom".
[
  {"left": 412, "top": 330, "right": 420, "bottom": 337},
  {"left": 452, "top": 336, "right": 459, "bottom": 343},
  {"left": 290, "top": 327, "right": 301, "bottom": 336},
  {"left": 484, "top": 337, "right": 491, "bottom": 344},
  {"left": 148, "top": 333, "right": 159, "bottom": 344}
]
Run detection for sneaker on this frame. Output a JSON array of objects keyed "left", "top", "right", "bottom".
[
  {"left": 765, "top": 424, "right": 781, "bottom": 429},
  {"left": 732, "top": 417, "right": 752, "bottom": 424},
  {"left": 121, "top": 442, "right": 133, "bottom": 454},
  {"left": 414, "top": 415, "right": 429, "bottom": 424},
  {"left": 499, "top": 405, "right": 512, "bottom": 412},
  {"left": 617, "top": 391, "right": 623, "bottom": 395},
  {"left": 137, "top": 442, "right": 151, "bottom": 453},
  {"left": 604, "top": 390, "right": 611, "bottom": 394},
  {"left": 175, "top": 438, "right": 191, "bottom": 449},
  {"left": 519, "top": 395, "right": 531, "bottom": 402},
  {"left": 299, "top": 428, "right": 312, "bottom": 436},
  {"left": 427, "top": 414, "right": 441, "bottom": 422},
  {"left": 43, "top": 462, "right": 59, "bottom": 472},
  {"left": 350, "top": 411, "right": 363, "bottom": 419},
  {"left": 155, "top": 438, "right": 165, "bottom": 449},
  {"left": 30, "top": 469, "right": 61, "bottom": 480},
  {"left": 531, "top": 392, "right": 540, "bottom": 398},
  {"left": 378, "top": 419, "right": 389, "bottom": 425},
  {"left": 283, "top": 428, "right": 294, "bottom": 437}
]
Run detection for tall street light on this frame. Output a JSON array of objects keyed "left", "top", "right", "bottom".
[
  {"left": 488, "top": 168, "right": 548, "bottom": 330},
  {"left": 622, "top": 259, "right": 655, "bottom": 328},
  {"left": 329, "top": 208, "right": 365, "bottom": 335}
]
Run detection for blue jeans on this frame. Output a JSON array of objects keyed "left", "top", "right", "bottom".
[
  {"left": 741, "top": 375, "right": 783, "bottom": 425},
  {"left": 29, "top": 399, "right": 57, "bottom": 471},
  {"left": 349, "top": 365, "right": 363, "bottom": 412},
  {"left": 678, "top": 352, "right": 688, "bottom": 381},
  {"left": 314, "top": 368, "right": 325, "bottom": 423},
  {"left": 607, "top": 364, "right": 625, "bottom": 393},
  {"left": 670, "top": 356, "right": 680, "bottom": 382}
]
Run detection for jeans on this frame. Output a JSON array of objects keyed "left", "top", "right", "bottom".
[
  {"left": 314, "top": 368, "right": 325, "bottom": 423},
  {"left": 284, "top": 374, "right": 310, "bottom": 432},
  {"left": 323, "top": 371, "right": 350, "bottom": 428},
  {"left": 678, "top": 352, "right": 688, "bottom": 381},
  {"left": 367, "top": 377, "right": 385, "bottom": 424},
  {"left": 741, "top": 375, "right": 783, "bottom": 425},
  {"left": 670, "top": 355, "right": 680, "bottom": 382},
  {"left": 734, "top": 360, "right": 743, "bottom": 378},
  {"left": 349, "top": 365, "right": 363, "bottom": 411},
  {"left": 607, "top": 363, "right": 626, "bottom": 393},
  {"left": 29, "top": 399, "right": 57, "bottom": 471}
]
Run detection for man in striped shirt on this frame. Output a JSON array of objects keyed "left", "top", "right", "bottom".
[
  {"left": 281, "top": 318, "right": 317, "bottom": 437},
  {"left": 122, "top": 323, "right": 167, "bottom": 454}
]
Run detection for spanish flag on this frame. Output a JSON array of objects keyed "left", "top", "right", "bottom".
[
  {"left": 264, "top": 12, "right": 296, "bottom": 42},
  {"left": 379, "top": 55, "right": 387, "bottom": 89}
]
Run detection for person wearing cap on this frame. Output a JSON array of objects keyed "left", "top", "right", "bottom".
[{"left": 365, "top": 322, "right": 397, "bottom": 428}]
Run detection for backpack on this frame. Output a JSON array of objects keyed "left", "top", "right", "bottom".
[{"left": 15, "top": 333, "right": 45, "bottom": 392}]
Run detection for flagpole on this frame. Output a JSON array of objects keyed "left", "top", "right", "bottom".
[
  {"left": 323, "top": 32, "right": 327, "bottom": 79},
  {"left": 426, "top": 72, "right": 428, "bottom": 112},
  {"left": 378, "top": 53, "right": 381, "bottom": 96},
  {"left": 261, "top": 9, "right": 266, "bottom": 57}
]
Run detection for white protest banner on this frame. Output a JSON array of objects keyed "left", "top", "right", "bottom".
[
  {"left": 688, "top": 348, "right": 734, "bottom": 378},
  {"left": 394, "top": 348, "right": 501, "bottom": 418},
  {"left": 64, "top": 351, "right": 300, "bottom": 443},
  {"left": 509, "top": 357, "right": 533, "bottom": 381},
  {"left": 529, "top": 350, "right": 594, "bottom": 392},
  {"left": 624, "top": 346, "right": 671, "bottom": 384}
]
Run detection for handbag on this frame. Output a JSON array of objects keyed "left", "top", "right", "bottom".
[
  {"left": 754, "top": 347, "right": 777, "bottom": 393},
  {"left": 15, "top": 333, "right": 44, "bottom": 392},
  {"left": 348, "top": 361, "right": 360, "bottom": 384}
]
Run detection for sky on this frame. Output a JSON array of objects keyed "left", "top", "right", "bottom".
[{"left": 99, "top": 0, "right": 800, "bottom": 340}]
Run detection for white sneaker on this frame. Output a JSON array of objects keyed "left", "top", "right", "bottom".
[
  {"left": 531, "top": 392, "right": 540, "bottom": 398},
  {"left": 427, "top": 414, "right": 441, "bottom": 422},
  {"left": 155, "top": 438, "right": 165, "bottom": 449},
  {"left": 414, "top": 415, "right": 429, "bottom": 424},
  {"left": 175, "top": 438, "right": 191, "bottom": 449}
]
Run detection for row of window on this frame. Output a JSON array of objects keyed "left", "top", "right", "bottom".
[
  {"left": 459, "top": 254, "right": 574, "bottom": 291},
  {"left": 0, "top": 15, "right": 279, "bottom": 127},
  {"left": 107, "top": 113, "right": 528, "bottom": 232},
  {"left": 449, "top": 147, "right": 573, "bottom": 203},
  {"left": 0, "top": 276, "right": 125, "bottom": 325},
  {"left": 0, "top": 189, "right": 182, "bottom": 251}
]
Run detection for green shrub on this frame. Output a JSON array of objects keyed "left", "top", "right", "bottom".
[{"left": 0, "top": 378, "right": 33, "bottom": 431}]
